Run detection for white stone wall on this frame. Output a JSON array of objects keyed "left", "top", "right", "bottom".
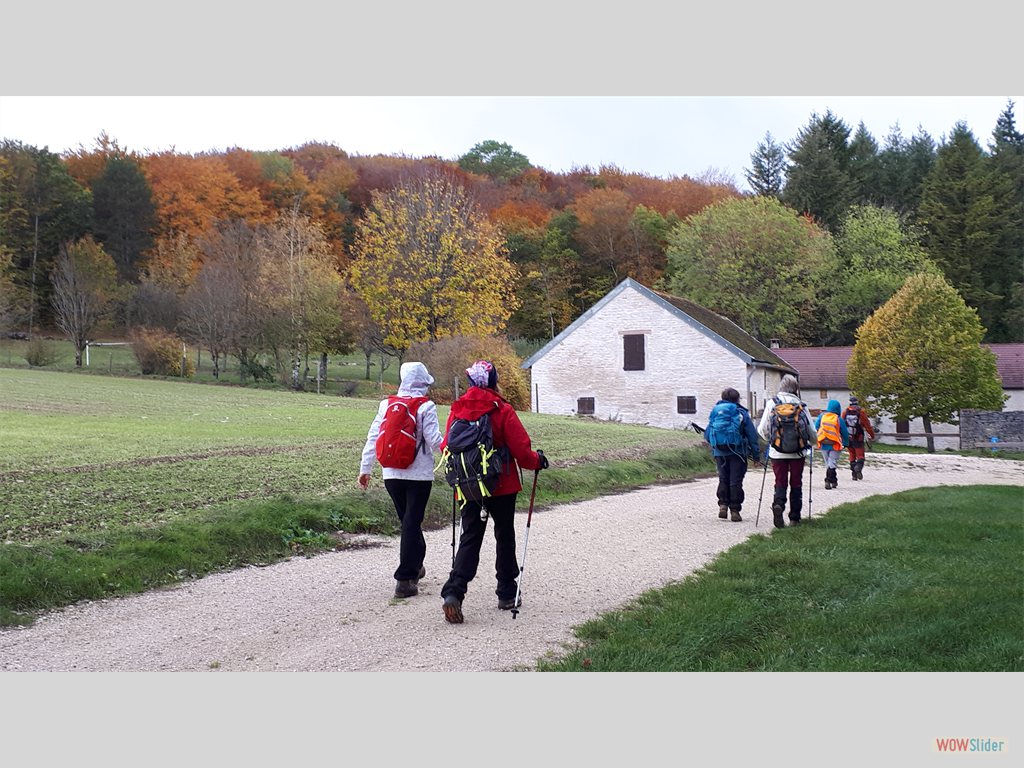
[{"left": 528, "top": 286, "right": 783, "bottom": 428}]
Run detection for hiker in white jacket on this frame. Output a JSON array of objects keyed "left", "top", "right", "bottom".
[
  {"left": 358, "top": 362, "right": 444, "bottom": 598},
  {"left": 757, "top": 374, "right": 813, "bottom": 529}
]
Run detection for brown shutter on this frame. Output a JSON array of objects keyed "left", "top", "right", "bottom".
[{"left": 623, "top": 334, "right": 645, "bottom": 371}]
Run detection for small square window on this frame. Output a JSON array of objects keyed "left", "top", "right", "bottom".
[
  {"left": 577, "top": 397, "right": 595, "bottom": 415},
  {"left": 677, "top": 396, "right": 697, "bottom": 414},
  {"left": 819, "top": 389, "right": 828, "bottom": 399}
]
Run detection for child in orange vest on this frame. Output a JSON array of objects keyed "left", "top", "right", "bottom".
[{"left": 815, "top": 399, "right": 850, "bottom": 490}]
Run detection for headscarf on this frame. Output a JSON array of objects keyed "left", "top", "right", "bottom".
[
  {"left": 397, "top": 362, "right": 434, "bottom": 397},
  {"left": 465, "top": 360, "right": 497, "bottom": 389}
]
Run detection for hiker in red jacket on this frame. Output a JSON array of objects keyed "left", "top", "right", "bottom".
[
  {"left": 439, "top": 360, "right": 548, "bottom": 624},
  {"left": 842, "top": 396, "right": 876, "bottom": 481}
]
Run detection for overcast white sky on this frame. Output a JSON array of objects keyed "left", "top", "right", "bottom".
[{"left": 1, "top": 95, "right": 1019, "bottom": 192}]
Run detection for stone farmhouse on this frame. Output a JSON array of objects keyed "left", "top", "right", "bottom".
[{"left": 521, "top": 278, "right": 796, "bottom": 429}]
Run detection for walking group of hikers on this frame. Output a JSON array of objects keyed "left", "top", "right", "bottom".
[
  {"left": 359, "top": 362, "right": 874, "bottom": 623},
  {"left": 704, "top": 374, "right": 875, "bottom": 529},
  {"left": 359, "top": 359, "right": 547, "bottom": 625}
]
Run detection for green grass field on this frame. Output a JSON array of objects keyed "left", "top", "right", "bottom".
[{"left": 0, "top": 334, "right": 403, "bottom": 392}]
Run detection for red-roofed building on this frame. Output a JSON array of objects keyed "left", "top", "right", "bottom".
[{"left": 773, "top": 344, "right": 1024, "bottom": 449}]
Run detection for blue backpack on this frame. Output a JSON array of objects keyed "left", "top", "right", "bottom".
[{"left": 706, "top": 401, "right": 743, "bottom": 450}]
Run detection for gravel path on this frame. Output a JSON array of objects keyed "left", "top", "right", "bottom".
[{"left": 1, "top": 453, "right": 1021, "bottom": 672}]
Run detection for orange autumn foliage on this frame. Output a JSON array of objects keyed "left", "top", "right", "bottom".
[
  {"left": 489, "top": 199, "right": 553, "bottom": 231},
  {"left": 141, "top": 151, "right": 269, "bottom": 240}
]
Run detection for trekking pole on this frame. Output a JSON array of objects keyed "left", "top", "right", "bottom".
[
  {"left": 511, "top": 469, "right": 540, "bottom": 620},
  {"left": 807, "top": 449, "right": 813, "bottom": 522},
  {"left": 451, "top": 490, "right": 458, "bottom": 568},
  {"left": 755, "top": 445, "right": 769, "bottom": 528}
]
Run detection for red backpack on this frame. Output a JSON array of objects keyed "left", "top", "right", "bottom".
[{"left": 375, "top": 396, "right": 429, "bottom": 469}]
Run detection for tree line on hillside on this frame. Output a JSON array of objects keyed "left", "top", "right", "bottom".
[{"left": 0, "top": 100, "right": 1020, "bottom": 392}]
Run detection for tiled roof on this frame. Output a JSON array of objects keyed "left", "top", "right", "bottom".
[
  {"left": 774, "top": 343, "right": 1024, "bottom": 389},
  {"left": 650, "top": 289, "right": 796, "bottom": 371},
  {"left": 772, "top": 347, "right": 854, "bottom": 389},
  {"left": 991, "top": 343, "right": 1024, "bottom": 388}
]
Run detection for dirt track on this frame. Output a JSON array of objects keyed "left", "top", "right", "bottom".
[{"left": 1, "top": 452, "right": 1021, "bottom": 672}]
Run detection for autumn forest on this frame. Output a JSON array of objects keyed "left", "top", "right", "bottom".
[{"left": 1, "top": 101, "right": 1021, "bottom": 394}]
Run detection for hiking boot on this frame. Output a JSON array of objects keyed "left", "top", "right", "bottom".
[
  {"left": 718, "top": 504, "right": 729, "bottom": 519},
  {"left": 394, "top": 579, "right": 418, "bottom": 598},
  {"left": 771, "top": 503, "right": 786, "bottom": 529},
  {"left": 442, "top": 594, "right": 463, "bottom": 624},
  {"left": 498, "top": 595, "right": 522, "bottom": 610},
  {"left": 730, "top": 510, "right": 742, "bottom": 522},
  {"left": 789, "top": 515, "right": 801, "bottom": 525}
]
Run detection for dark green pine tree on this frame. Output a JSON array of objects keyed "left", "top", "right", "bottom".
[
  {"left": 744, "top": 131, "right": 787, "bottom": 197},
  {"left": 876, "top": 124, "right": 937, "bottom": 217},
  {"left": 918, "top": 122, "right": 1007, "bottom": 339},
  {"left": 981, "top": 100, "right": 1024, "bottom": 341},
  {"left": 782, "top": 109, "right": 854, "bottom": 232},
  {"left": 0, "top": 141, "right": 93, "bottom": 332},
  {"left": 848, "top": 121, "right": 883, "bottom": 205},
  {"left": 902, "top": 127, "right": 938, "bottom": 218},
  {"left": 876, "top": 124, "right": 910, "bottom": 212},
  {"left": 92, "top": 156, "right": 157, "bottom": 282}
]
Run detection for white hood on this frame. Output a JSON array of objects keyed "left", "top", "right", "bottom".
[{"left": 397, "top": 362, "right": 434, "bottom": 396}]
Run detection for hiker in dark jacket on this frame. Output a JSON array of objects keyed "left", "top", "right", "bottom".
[
  {"left": 842, "top": 396, "right": 876, "bottom": 481},
  {"left": 703, "top": 387, "right": 761, "bottom": 522},
  {"left": 440, "top": 360, "right": 548, "bottom": 624}
]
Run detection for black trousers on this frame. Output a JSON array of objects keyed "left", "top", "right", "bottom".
[
  {"left": 714, "top": 454, "right": 748, "bottom": 512},
  {"left": 441, "top": 492, "right": 519, "bottom": 602},
  {"left": 384, "top": 479, "right": 432, "bottom": 581}
]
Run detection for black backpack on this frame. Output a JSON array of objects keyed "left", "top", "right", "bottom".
[{"left": 441, "top": 411, "right": 508, "bottom": 505}]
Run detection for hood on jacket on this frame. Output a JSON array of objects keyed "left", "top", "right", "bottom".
[
  {"left": 826, "top": 399, "right": 842, "bottom": 415},
  {"left": 451, "top": 386, "right": 503, "bottom": 420},
  {"left": 397, "top": 362, "right": 434, "bottom": 397}
]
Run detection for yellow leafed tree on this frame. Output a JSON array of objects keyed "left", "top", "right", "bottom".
[{"left": 349, "top": 171, "right": 519, "bottom": 352}]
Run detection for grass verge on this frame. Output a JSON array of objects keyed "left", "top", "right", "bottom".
[{"left": 537, "top": 485, "right": 1023, "bottom": 672}]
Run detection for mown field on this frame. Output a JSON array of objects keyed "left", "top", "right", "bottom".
[{"left": 0, "top": 367, "right": 708, "bottom": 543}]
